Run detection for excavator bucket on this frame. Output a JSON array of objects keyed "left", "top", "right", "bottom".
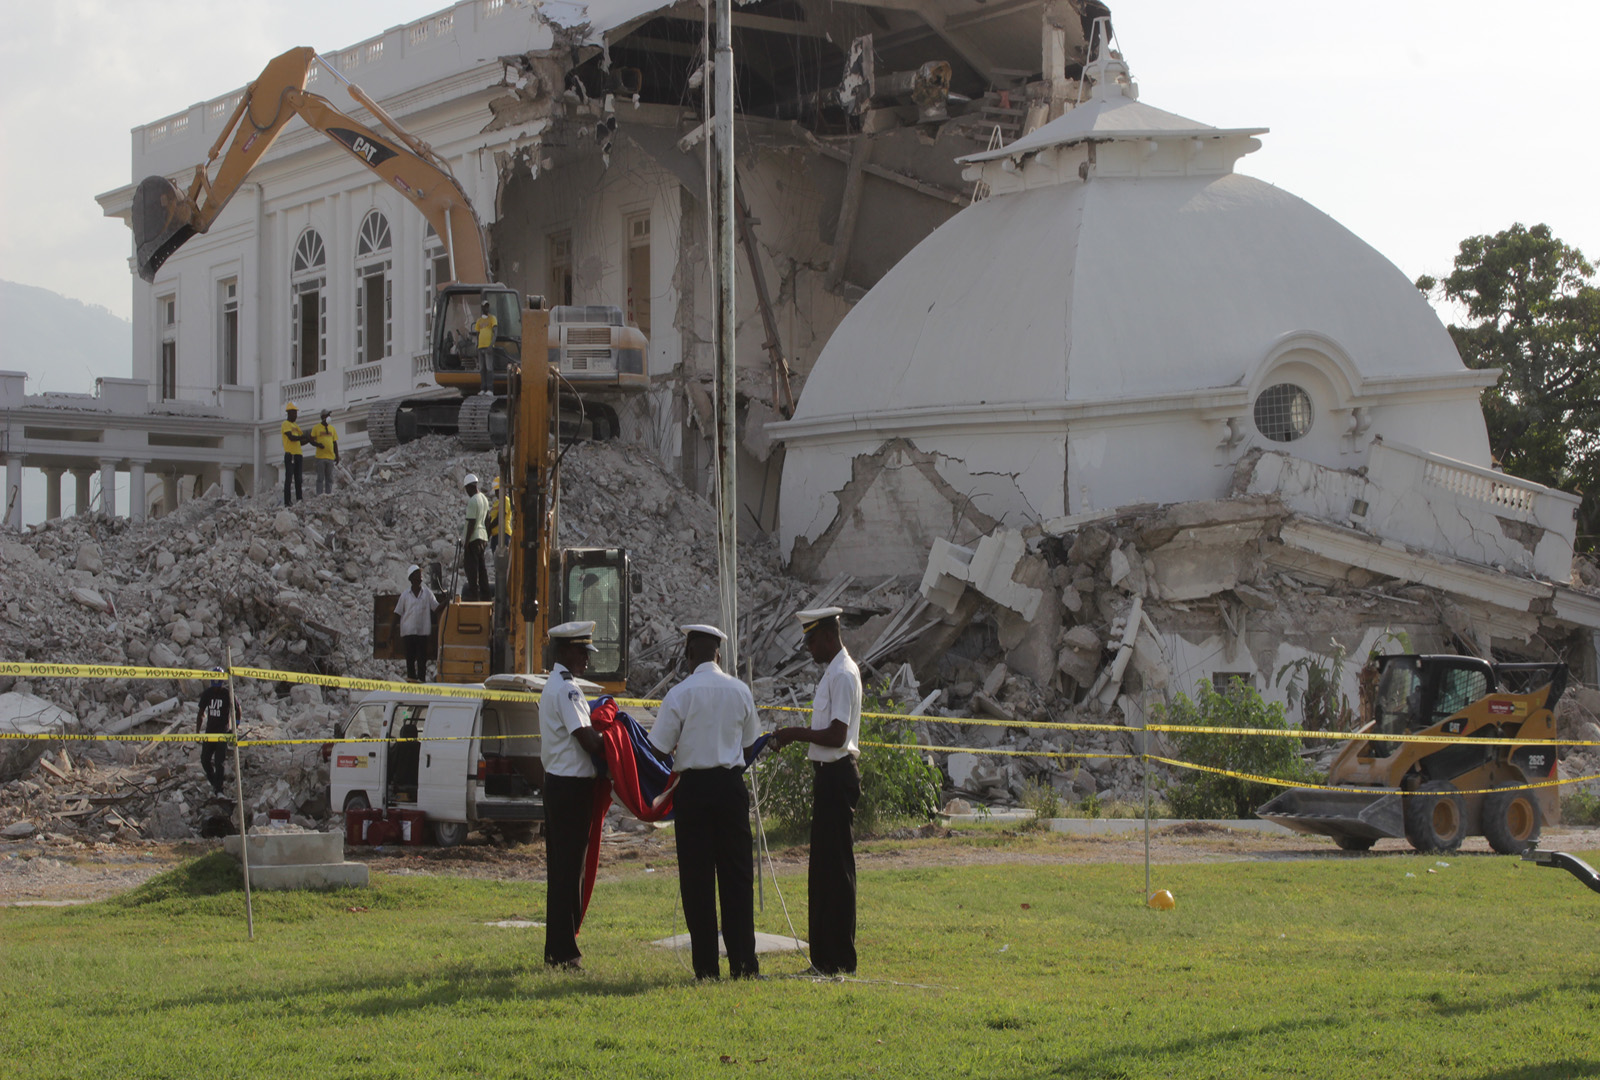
[
  {"left": 132, "top": 176, "right": 196, "bottom": 283},
  {"left": 1256, "top": 787, "right": 1404, "bottom": 843}
]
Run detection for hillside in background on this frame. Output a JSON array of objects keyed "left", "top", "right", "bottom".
[{"left": 0, "top": 280, "right": 132, "bottom": 394}]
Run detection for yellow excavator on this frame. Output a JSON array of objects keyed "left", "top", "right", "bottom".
[
  {"left": 132, "top": 46, "right": 633, "bottom": 689},
  {"left": 1258, "top": 655, "right": 1565, "bottom": 854},
  {"left": 131, "top": 45, "right": 645, "bottom": 450}
]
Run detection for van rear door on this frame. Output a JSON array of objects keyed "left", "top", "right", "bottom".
[{"left": 416, "top": 701, "right": 477, "bottom": 822}]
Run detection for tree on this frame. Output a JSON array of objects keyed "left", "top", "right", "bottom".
[{"left": 1417, "top": 223, "right": 1600, "bottom": 547}]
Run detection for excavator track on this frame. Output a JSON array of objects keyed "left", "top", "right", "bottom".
[
  {"left": 457, "top": 393, "right": 499, "bottom": 451},
  {"left": 367, "top": 400, "right": 401, "bottom": 450}
]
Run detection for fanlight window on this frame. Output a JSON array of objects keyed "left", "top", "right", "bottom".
[
  {"left": 357, "top": 211, "right": 392, "bottom": 259},
  {"left": 292, "top": 229, "right": 326, "bottom": 274}
]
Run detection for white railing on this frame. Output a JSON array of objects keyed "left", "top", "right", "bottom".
[
  {"left": 1422, "top": 458, "right": 1539, "bottom": 514},
  {"left": 344, "top": 364, "right": 383, "bottom": 394},
  {"left": 412, "top": 352, "right": 434, "bottom": 378},
  {"left": 281, "top": 376, "right": 317, "bottom": 404}
]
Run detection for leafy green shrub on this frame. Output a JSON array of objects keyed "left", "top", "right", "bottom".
[
  {"left": 1155, "top": 679, "right": 1320, "bottom": 819},
  {"left": 1562, "top": 788, "right": 1600, "bottom": 826},
  {"left": 753, "top": 688, "right": 942, "bottom": 834},
  {"left": 1019, "top": 777, "right": 1061, "bottom": 829}
]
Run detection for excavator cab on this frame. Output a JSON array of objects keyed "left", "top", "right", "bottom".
[
  {"left": 556, "top": 548, "right": 633, "bottom": 689},
  {"left": 431, "top": 284, "right": 522, "bottom": 389}
]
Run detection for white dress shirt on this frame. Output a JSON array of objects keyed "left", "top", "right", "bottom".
[
  {"left": 393, "top": 586, "right": 439, "bottom": 637},
  {"left": 539, "top": 663, "right": 596, "bottom": 778},
  {"left": 808, "top": 647, "right": 862, "bottom": 762},
  {"left": 649, "top": 662, "right": 761, "bottom": 770}
]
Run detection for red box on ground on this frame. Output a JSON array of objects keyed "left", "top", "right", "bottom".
[
  {"left": 345, "top": 807, "right": 381, "bottom": 846},
  {"left": 391, "top": 809, "right": 427, "bottom": 846}
]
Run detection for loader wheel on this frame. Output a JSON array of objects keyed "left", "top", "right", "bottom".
[
  {"left": 1404, "top": 781, "right": 1466, "bottom": 853},
  {"left": 1482, "top": 787, "right": 1542, "bottom": 855},
  {"left": 1334, "top": 835, "right": 1377, "bottom": 852}
]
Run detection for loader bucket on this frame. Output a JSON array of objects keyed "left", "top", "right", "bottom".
[
  {"left": 1256, "top": 787, "right": 1404, "bottom": 843},
  {"left": 132, "top": 175, "right": 196, "bottom": 283}
]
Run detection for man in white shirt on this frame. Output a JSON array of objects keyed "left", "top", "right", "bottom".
[
  {"left": 539, "top": 620, "right": 604, "bottom": 970},
  {"left": 773, "top": 607, "right": 862, "bottom": 975},
  {"left": 648, "top": 624, "right": 763, "bottom": 980},
  {"left": 391, "top": 565, "right": 438, "bottom": 682},
  {"left": 461, "top": 473, "right": 492, "bottom": 602}
]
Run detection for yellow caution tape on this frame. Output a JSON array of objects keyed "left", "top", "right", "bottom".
[
  {"left": 0, "top": 732, "right": 231, "bottom": 742},
  {"left": 863, "top": 739, "right": 1137, "bottom": 764},
  {"left": 1145, "top": 754, "right": 1600, "bottom": 797},
  {"left": 6, "top": 660, "right": 1596, "bottom": 751},
  {"left": 0, "top": 661, "right": 220, "bottom": 681}
]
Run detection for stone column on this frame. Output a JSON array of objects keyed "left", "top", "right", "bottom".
[
  {"left": 43, "top": 468, "right": 63, "bottom": 520},
  {"left": 3, "top": 457, "right": 20, "bottom": 530},
  {"left": 98, "top": 459, "right": 117, "bottom": 518},
  {"left": 128, "top": 461, "right": 147, "bottom": 523},
  {"left": 73, "top": 469, "right": 92, "bottom": 516},
  {"left": 161, "top": 472, "right": 179, "bottom": 517},
  {"left": 219, "top": 466, "right": 237, "bottom": 499}
]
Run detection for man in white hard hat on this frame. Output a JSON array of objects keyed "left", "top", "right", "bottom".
[
  {"left": 539, "top": 620, "right": 604, "bottom": 970},
  {"left": 391, "top": 564, "right": 438, "bottom": 682},
  {"left": 773, "top": 606, "right": 862, "bottom": 975},
  {"left": 310, "top": 408, "right": 339, "bottom": 495},
  {"left": 460, "top": 473, "right": 492, "bottom": 601},
  {"left": 648, "top": 623, "right": 763, "bottom": 980}
]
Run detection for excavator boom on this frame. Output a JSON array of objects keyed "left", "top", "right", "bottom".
[{"left": 132, "top": 46, "right": 485, "bottom": 284}]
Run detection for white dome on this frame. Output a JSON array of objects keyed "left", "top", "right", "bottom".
[{"left": 775, "top": 62, "right": 1494, "bottom": 579}]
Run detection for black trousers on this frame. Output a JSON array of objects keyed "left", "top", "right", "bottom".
[
  {"left": 402, "top": 635, "right": 429, "bottom": 681},
  {"left": 282, "top": 452, "right": 303, "bottom": 505},
  {"left": 200, "top": 740, "right": 228, "bottom": 793},
  {"left": 544, "top": 772, "right": 597, "bottom": 965},
  {"left": 465, "top": 538, "right": 490, "bottom": 601},
  {"left": 674, "top": 768, "right": 758, "bottom": 979},
  {"left": 809, "top": 757, "right": 860, "bottom": 974}
]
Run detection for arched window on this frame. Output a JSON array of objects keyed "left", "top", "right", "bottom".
[
  {"left": 357, "top": 210, "right": 392, "bottom": 258},
  {"left": 290, "top": 228, "right": 327, "bottom": 378},
  {"left": 355, "top": 210, "right": 393, "bottom": 363}
]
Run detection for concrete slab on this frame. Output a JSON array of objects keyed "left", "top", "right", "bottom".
[
  {"left": 245, "top": 862, "right": 369, "bottom": 890},
  {"left": 941, "top": 809, "right": 1037, "bottom": 824},
  {"left": 650, "top": 931, "right": 807, "bottom": 955},
  {"left": 224, "top": 831, "right": 343, "bottom": 867}
]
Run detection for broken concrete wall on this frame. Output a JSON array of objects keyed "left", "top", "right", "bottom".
[{"left": 1241, "top": 441, "right": 1580, "bottom": 582}]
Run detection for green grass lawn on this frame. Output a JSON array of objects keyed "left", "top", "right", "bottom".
[{"left": 3, "top": 848, "right": 1599, "bottom": 1079}]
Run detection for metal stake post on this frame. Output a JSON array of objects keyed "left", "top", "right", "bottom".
[
  {"left": 1141, "top": 710, "right": 1151, "bottom": 903},
  {"left": 226, "top": 648, "right": 254, "bottom": 939},
  {"left": 712, "top": 0, "right": 739, "bottom": 675}
]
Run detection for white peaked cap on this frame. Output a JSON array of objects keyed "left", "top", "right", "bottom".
[{"left": 680, "top": 624, "right": 728, "bottom": 642}]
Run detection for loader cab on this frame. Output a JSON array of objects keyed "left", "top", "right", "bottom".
[
  {"left": 1367, "top": 654, "right": 1494, "bottom": 758},
  {"left": 431, "top": 284, "right": 522, "bottom": 383}
]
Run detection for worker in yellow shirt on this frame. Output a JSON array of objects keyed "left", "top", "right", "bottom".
[
  {"left": 311, "top": 409, "right": 340, "bottom": 495},
  {"left": 280, "top": 403, "right": 314, "bottom": 506},
  {"left": 474, "top": 300, "right": 498, "bottom": 352},
  {"left": 488, "top": 476, "right": 513, "bottom": 552}
]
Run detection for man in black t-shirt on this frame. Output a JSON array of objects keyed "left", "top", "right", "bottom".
[{"left": 196, "top": 670, "right": 240, "bottom": 795}]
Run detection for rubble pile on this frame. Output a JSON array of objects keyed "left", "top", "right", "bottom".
[{"left": 0, "top": 436, "right": 912, "bottom": 842}]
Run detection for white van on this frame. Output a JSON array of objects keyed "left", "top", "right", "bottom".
[{"left": 326, "top": 673, "right": 600, "bottom": 846}]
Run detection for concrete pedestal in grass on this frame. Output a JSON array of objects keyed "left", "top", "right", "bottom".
[{"left": 223, "top": 830, "right": 369, "bottom": 889}]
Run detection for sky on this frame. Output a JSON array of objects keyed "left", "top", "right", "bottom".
[{"left": 1, "top": 0, "right": 1598, "bottom": 323}]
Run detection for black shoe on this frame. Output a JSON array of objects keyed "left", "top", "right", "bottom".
[{"left": 546, "top": 958, "right": 584, "bottom": 972}]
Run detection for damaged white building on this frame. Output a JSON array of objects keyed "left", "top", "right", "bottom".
[
  {"left": 775, "top": 42, "right": 1600, "bottom": 721},
  {"left": 59, "top": 0, "right": 1079, "bottom": 521}
]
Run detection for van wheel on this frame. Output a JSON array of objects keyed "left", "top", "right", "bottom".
[
  {"left": 1404, "top": 781, "right": 1466, "bottom": 854},
  {"left": 343, "top": 793, "right": 370, "bottom": 814},
  {"left": 433, "top": 821, "right": 468, "bottom": 847},
  {"left": 1482, "top": 787, "right": 1541, "bottom": 855}
]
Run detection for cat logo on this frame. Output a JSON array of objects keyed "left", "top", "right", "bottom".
[
  {"left": 328, "top": 127, "right": 398, "bottom": 169},
  {"left": 1444, "top": 721, "right": 1464, "bottom": 734}
]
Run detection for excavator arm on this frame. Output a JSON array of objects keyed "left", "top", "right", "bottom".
[{"left": 133, "top": 45, "right": 485, "bottom": 285}]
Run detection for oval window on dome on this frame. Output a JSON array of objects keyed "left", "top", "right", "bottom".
[{"left": 1253, "top": 383, "right": 1314, "bottom": 443}]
